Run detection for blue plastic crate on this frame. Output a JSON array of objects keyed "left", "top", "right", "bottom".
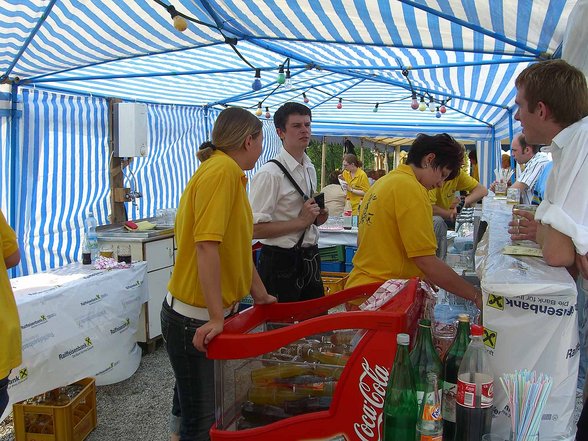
[
  {"left": 345, "top": 246, "right": 357, "bottom": 264},
  {"left": 321, "top": 261, "right": 345, "bottom": 272},
  {"left": 345, "top": 263, "right": 354, "bottom": 273}
]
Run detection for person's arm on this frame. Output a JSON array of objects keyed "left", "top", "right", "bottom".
[
  {"left": 463, "top": 183, "right": 488, "bottom": 207},
  {"left": 348, "top": 187, "right": 366, "bottom": 197},
  {"left": 193, "top": 241, "right": 224, "bottom": 352},
  {"left": 432, "top": 204, "right": 457, "bottom": 221},
  {"left": 5, "top": 248, "right": 20, "bottom": 269},
  {"left": 253, "top": 199, "right": 320, "bottom": 239},
  {"left": 536, "top": 224, "right": 576, "bottom": 268},
  {"left": 510, "top": 181, "right": 528, "bottom": 192},
  {"left": 250, "top": 266, "right": 277, "bottom": 305},
  {"left": 315, "top": 207, "right": 329, "bottom": 226},
  {"left": 413, "top": 255, "right": 482, "bottom": 309},
  {"left": 576, "top": 253, "right": 588, "bottom": 280}
]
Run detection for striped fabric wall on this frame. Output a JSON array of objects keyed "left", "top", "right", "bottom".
[
  {"left": 125, "top": 104, "right": 218, "bottom": 220},
  {"left": 245, "top": 119, "right": 283, "bottom": 186},
  {"left": 0, "top": 112, "right": 8, "bottom": 215},
  {"left": 476, "top": 139, "right": 502, "bottom": 189},
  {"left": 15, "top": 88, "right": 110, "bottom": 276}
]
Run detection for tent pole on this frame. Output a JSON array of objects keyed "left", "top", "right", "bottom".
[
  {"left": 8, "top": 82, "right": 19, "bottom": 277},
  {"left": 395, "top": 145, "right": 401, "bottom": 170},
  {"left": 320, "top": 136, "right": 326, "bottom": 190},
  {"left": 360, "top": 139, "right": 364, "bottom": 164},
  {"left": 384, "top": 149, "right": 389, "bottom": 173}
]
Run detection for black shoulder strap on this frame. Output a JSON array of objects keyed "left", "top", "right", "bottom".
[
  {"left": 267, "top": 159, "right": 309, "bottom": 248},
  {"left": 268, "top": 159, "right": 309, "bottom": 201}
]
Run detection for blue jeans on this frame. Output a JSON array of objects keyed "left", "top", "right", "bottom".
[
  {"left": 161, "top": 300, "right": 215, "bottom": 441},
  {"left": 0, "top": 376, "right": 9, "bottom": 416}
]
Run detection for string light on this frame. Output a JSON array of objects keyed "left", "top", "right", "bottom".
[
  {"left": 373, "top": 103, "right": 379, "bottom": 113},
  {"left": 337, "top": 97, "right": 343, "bottom": 109},
  {"left": 165, "top": 5, "right": 188, "bottom": 32},
  {"left": 255, "top": 102, "right": 262, "bottom": 116},
  {"left": 440, "top": 103, "right": 447, "bottom": 114},
  {"left": 251, "top": 69, "right": 262, "bottom": 91},
  {"left": 265, "top": 107, "right": 271, "bottom": 119},
  {"left": 411, "top": 92, "right": 419, "bottom": 110},
  {"left": 436, "top": 107, "right": 441, "bottom": 118},
  {"left": 418, "top": 96, "right": 427, "bottom": 112},
  {"left": 285, "top": 69, "right": 292, "bottom": 89},
  {"left": 277, "top": 65, "right": 286, "bottom": 84},
  {"left": 303, "top": 92, "right": 310, "bottom": 104},
  {"left": 429, "top": 99, "right": 436, "bottom": 112}
]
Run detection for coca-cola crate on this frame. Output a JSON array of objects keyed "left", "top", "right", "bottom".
[
  {"left": 321, "top": 271, "right": 348, "bottom": 295},
  {"left": 208, "top": 279, "right": 424, "bottom": 441},
  {"left": 13, "top": 377, "right": 97, "bottom": 441}
]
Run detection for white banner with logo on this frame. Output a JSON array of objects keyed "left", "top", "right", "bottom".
[
  {"left": 3, "top": 262, "right": 148, "bottom": 421},
  {"left": 477, "top": 197, "right": 578, "bottom": 440}
]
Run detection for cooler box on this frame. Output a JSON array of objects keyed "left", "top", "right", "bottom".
[{"left": 207, "top": 279, "right": 424, "bottom": 441}]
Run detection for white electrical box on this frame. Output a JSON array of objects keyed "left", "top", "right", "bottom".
[{"left": 115, "top": 103, "right": 148, "bottom": 157}]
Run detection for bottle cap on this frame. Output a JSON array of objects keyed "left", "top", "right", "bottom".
[
  {"left": 397, "top": 333, "right": 409, "bottom": 345},
  {"left": 471, "top": 324, "right": 484, "bottom": 336},
  {"left": 458, "top": 314, "right": 470, "bottom": 322}
]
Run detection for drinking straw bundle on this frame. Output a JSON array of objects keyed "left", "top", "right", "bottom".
[
  {"left": 494, "top": 167, "right": 515, "bottom": 184},
  {"left": 499, "top": 370, "right": 553, "bottom": 441}
]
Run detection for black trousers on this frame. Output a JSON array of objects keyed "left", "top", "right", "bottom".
[
  {"left": 257, "top": 244, "right": 324, "bottom": 303},
  {"left": 578, "top": 400, "right": 588, "bottom": 440}
]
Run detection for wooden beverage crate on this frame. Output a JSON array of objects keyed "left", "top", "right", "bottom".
[{"left": 13, "top": 377, "right": 97, "bottom": 441}]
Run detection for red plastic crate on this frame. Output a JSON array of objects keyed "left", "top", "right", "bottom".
[{"left": 207, "top": 279, "right": 424, "bottom": 441}]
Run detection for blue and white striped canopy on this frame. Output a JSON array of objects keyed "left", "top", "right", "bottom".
[{"left": 0, "top": 0, "right": 576, "bottom": 139}]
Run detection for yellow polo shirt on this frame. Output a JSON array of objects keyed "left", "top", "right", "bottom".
[
  {"left": 1, "top": 210, "right": 21, "bottom": 379},
  {"left": 428, "top": 170, "right": 479, "bottom": 210},
  {"left": 346, "top": 164, "right": 437, "bottom": 288},
  {"left": 342, "top": 168, "right": 370, "bottom": 214},
  {"left": 168, "top": 151, "right": 253, "bottom": 308}
]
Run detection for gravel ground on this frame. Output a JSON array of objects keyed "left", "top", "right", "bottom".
[
  {"left": 0, "top": 343, "right": 584, "bottom": 440},
  {"left": 0, "top": 343, "right": 174, "bottom": 441}
]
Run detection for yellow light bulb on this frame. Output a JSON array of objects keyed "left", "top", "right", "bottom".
[
  {"left": 173, "top": 15, "right": 188, "bottom": 32},
  {"left": 255, "top": 107, "right": 263, "bottom": 116}
]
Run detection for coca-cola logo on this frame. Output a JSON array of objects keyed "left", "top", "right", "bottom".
[{"left": 353, "top": 358, "right": 389, "bottom": 441}]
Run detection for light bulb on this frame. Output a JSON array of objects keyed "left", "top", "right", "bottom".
[
  {"left": 436, "top": 107, "right": 441, "bottom": 118},
  {"left": 265, "top": 107, "right": 270, "bottom": 119},
  {"left": 252, "top": 69, "right": 262, "bottom": 91},
  {"left": 277, "top": 66, "right": 285, "bottom": 84},
  {"left": 303, "top": 92, "right": 309, "bottom": 104},
  {"left": 173, "top": 15, "right": 188, "bottom": 32},
  {"left": 337, "top": 98, "right": 342, "bottom": 109},
  {"left": 285, "top": 70, "right": 292, "bottom": 89},
  {"left": 418, "top": 97, "right": 427, "bottom": 112},
  {"left": 255, "top": 103, "right": 262, "bottom": 116},
  {"left": 429, "top": 101, "right": 435, "bottom": 112},
  {"left": 440, "top": 105, "right": 447, "bottom": 114},
  {"left": 410, "top": 92, "right": 419, "bottom": 110},
  {"left": 373, "top": 103, "right": 379, "bottom": 113}
]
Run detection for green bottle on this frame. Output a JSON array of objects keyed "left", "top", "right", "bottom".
[
  {"left": 383, "top": 333, "right": 418, "bottom": 441},
  {"left": 410, "top": 319, "right": 443, "bottom": 407},
  {"left": 442, "top": 314, "right": 470, "bottom": 441}
]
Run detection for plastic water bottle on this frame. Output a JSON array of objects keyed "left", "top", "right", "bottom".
[
  {"left": 83, "top": 211, "right": 99, "bottom": 262},
  {"left": 455, "top": 324, "right": 493, "bottom": 440}
]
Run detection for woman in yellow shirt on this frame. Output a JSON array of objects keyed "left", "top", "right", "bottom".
[
  {"left": 162, "top": 108, "right": 276, "bottom": 441},
  {"left": 339, "top": 154, "right": 370, "bottom": 215}
]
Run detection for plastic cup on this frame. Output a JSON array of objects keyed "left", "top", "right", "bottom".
[
  {"left": 506, "top": 187, "right": 521, "bottom": 204},
  {"left": 495, "top": 181, "right": 507, "bottom": 197},
  {"left": 117, "top": 244, "right": 132, "bottom": 264},
  {"left": 99, "top": 244, "right": 113, "bottom": 258}
]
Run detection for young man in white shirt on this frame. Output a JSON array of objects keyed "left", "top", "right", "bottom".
[
  {"left": 508, "top": 59, "right": 588, "bottom": 436},
  {"left": 249, "top": 102, "right": 328, "bottom": 302}
]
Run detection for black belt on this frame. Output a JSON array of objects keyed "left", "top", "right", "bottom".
[{"left": 262, "top": 244, "right": 318, "bottom": 256}]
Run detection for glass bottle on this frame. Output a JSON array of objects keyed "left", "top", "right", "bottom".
[
  {"left": 410, "top": 319, "right": 443, "bottom": 407},
  {"left": 416, "top": 372, "right": 443, "bottom": 440},
  {"left": 455, "top": 325, "right": 493, "bottom": 440},
  {"left": 248, "top": 382, "right": 336, "bottom": 406},
  {"left": 343, "top": 197, "right": 353, "bottom": 230},
  {"left": 442, "top": 314, "right": 470, "bottom": 440},
  {"left": 383, "top": 333, "right": 418, "bottom": 441}
]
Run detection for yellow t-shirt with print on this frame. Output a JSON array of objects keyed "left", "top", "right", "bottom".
[
  {"left": 1, "top": 210, "right": 22, "bottom": 379},
  {"left": 346, "top": 164, "right": 437, "bottom": 289},
  {"left": 168, "top": 150, "right": 253, "bottom": 308},
  {"left": 342, "top": 168, "right": 370, "bottom": 214},
  {"left": 428, "top": 170, "right": 479, "bottom": 210}
]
